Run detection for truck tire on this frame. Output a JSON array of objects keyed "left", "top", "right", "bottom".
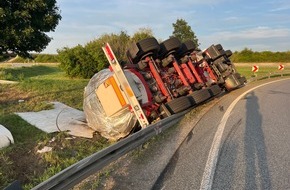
[
  {"left": 234, "top": 73, "right": 247, "bottom": 85},
  {"left": 159, "top": 37, "right": 182, "bottom": 58},
  {"left": 239, "top": 76, "right": 247, "bottom": 85},
  {"left": 215, "top": 44, "right": 223, "bottom": 51},
  {"left": 127, "top": 37, "right": 160, "bottom": 64},
  {"left": 208, "top": 84, "right": 222, "bottom": 96},
  {"left": 138, "top": 37, "right": 160, "bottom": 55},
  {"left": 224, "top": 73, "right": 241, "bottom": 91},
  {"left": 165, "top": 96, "right": 193, "bottom": 114},
  {"left": 225, "top": 49, "right": 232, "bottom": 57},
  {"left": 189, "top": 88, "right": 211, "bottom": 105},
  {"left": 178, "top": 40, "right": 196, "bottom": 57}
]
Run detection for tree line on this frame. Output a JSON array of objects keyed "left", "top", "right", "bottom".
[
  {"left": 57, "top": 19, "right": 199, "bottom": 79},
  {"left": 231, "top": 48, "right": 290, "bottom": 63}
]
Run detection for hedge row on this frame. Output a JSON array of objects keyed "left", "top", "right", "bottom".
[
  {"left": 231, "top": 48, "right": 290, "bottom": 63},
  {"left": 1, "top": 54, "right": 58, "bottom": 63},
  {"left": 57, "top": 30, "right": 153, "bottom": 79}
]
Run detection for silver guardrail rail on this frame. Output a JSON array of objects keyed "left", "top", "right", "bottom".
[
  {"left": 247, "top": 72, "right": 290, "bottom": 83},
  {"left": 31, "top": 110, "right": 188, "bottom": 190}
]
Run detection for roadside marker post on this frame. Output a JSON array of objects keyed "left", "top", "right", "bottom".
[
  {"left": 278, "top": 64, "right": 285, "bottom": 77},
  {"left": 252, "top": 65, "right": 259, "bottom": 80}
]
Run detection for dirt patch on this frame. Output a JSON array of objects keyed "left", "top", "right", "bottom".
[
  {"left": 0, "top": 140, "right": 46, "bottom": 188},
  {"left": 9, "top": 145, "right": 46, "bottom": 184}
]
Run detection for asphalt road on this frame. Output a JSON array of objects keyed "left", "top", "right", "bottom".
[{"left": 153, "top": 78, "right": 290, "bottom": 190}]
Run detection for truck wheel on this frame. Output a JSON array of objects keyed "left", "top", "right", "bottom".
[
  {"left": 234, "top": 73, "right": 247, "bottom": 85},
  {"left": 159, "top": 37, "right": 182, "bottom": 58},
  {"left": 224, "top": 74, "right": 241, "bottom": 91},
  {"left": 189, "top": 88, "right": 211, "bottom": 104},
  {"left": 127, "top": 37, "right": 160, "bottom": 64},
  {"left": 239, "top": 76, "right": 247, "bottom": 85},
  {"left": 215, "top": 44, "right": 223, "bottom": 51},
  {"left": 165, "top": 96, "right": 193, "bottom": 114},
  {"left": 208, "top": 84, "right": 222, "bottom": 96},
  {"left": 138, "top": 37, "right": 160, "bottom": 55},
  {"left": 225, "top": 49, "right": 232, "bottom": 57},
  {"left": 178, "top": 40, "right": 196, "bottom": 57}
]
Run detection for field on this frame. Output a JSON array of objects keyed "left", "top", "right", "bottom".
[
  {"left": 0, "top": 62, "right": 289, "bottom": 189},
  {"left": 235, "top": 63, "right": 290, "bottom": 79}
]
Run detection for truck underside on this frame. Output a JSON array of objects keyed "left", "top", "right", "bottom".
[{"left": 83, "top": 37, "right": 246, "bottom": 140}]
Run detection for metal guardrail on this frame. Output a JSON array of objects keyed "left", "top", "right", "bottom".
[
  {"left": 31, "top": 110, "right": 188, "bottom": 190},
  {"left": 247, "top": 72, "right": 290, "bottom": 83}
]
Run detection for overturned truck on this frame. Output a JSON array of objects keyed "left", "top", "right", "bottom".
[{"left": 83, "top": 37, "right": 246, "bottom": 140}]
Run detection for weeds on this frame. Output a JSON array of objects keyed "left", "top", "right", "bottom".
[{"left": 0, "top": 65, "right": 109, "bottom": 189}]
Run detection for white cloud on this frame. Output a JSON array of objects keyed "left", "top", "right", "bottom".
[
  {"left": 222, "top": 16, "right": 241, "bottom": 22},
  {"left": 270, "top": 6, "right": 290, "bottom": 12},
  {"left": 199, "top": 26, "right": 290, "bottom": 51},
  {"left": 43, "top": 0, "right": 290, "bottom": 53},
  {"left": 208, "top": 27, "right": 290, "bottom": 41}
]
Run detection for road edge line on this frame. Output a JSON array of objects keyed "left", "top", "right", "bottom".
[{"left": 199, "top": 78, "right": 290, "bottom": 190}]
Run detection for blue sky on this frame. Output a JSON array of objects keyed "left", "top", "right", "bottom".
[{"left": 43, "top": 0, "right": 290, "bottom": 54}]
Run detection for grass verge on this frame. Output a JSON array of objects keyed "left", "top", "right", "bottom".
[
  {"left": 0, "top": 65, "right": 110, "bottom": 189},
  {"left": 235, "top": 63, "right": 290, "bottom": 79}
]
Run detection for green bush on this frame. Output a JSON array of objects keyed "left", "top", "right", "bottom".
[
  {"left": 0, "top": 54, "right": 11, "bottom": 62},
  {"left": 232, "top": 48, "right": 290, "bottom": 63},
  {"left": 58, "top": 45, "right": 98, "bottom": 78},
  {"left": 57, "top": 29, "right": 153, "bottom": 79}
]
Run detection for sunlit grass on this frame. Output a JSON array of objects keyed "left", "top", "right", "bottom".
[
  {"left": 0, "top": 65, "right": 110, "bottom": 189},
  {"left": 235, "top": 64, "right": 290, "bottom": 79}
]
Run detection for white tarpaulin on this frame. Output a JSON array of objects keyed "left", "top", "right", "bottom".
[
  {"left": 0, "top": 124, "right": 14, "bottom": 149},
  {"left": 16, "top": 102, "right": 95, "bottom": 138}
]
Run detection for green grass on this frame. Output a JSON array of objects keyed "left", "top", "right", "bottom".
[
  {"left": 0, "top": 65, "right": 110, "bottom": 189},
  {"left": 235, "top": 64, "right": 290, "bottom": 79}
]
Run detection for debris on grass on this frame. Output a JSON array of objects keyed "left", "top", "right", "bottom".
[
  {"left": 15, "top": 102, "right": 95, "bottom": 138},
  {"left": 37, "top": 146, "right": 53, "bottom": 154},
  {"left": 0, "top": 124, "right": 14, "bottom": 149}
]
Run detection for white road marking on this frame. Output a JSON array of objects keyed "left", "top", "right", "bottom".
[{"left": 199, "top": 78, "right": 290, "bottom": 190}]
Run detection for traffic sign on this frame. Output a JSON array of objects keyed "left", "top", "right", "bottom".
[
  {"left": 252, "top": 65, "right": 259, "bottom": 72},
  {"left": 278, "top": 64, "right": 285, "bottom": 70}
]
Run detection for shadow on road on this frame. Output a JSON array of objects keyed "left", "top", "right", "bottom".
[{"left": 244, "top": 91, "right": 272, "bottom": 189}]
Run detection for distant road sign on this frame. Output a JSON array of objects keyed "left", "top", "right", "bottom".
[
  {"left": 278, "top": 64, "right": 285, "bottom": 70},
  {"left": 252, "top": 65, "right": 259, "bottom": 72}
]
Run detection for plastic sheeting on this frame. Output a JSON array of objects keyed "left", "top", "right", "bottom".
[
  {"left": 83, "top": 69, "right": 137, "bottom": 141},
  {"left": 16, "top": 102, "right": 95, "bottom": 138},
  {"left": 0, "top": 124, "right": 14, "bottom": 149}
]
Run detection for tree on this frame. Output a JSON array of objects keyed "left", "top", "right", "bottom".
[
  {"left": 57, "top": 28, "right": 155, "bottom": 79},
  {"left": 58, "top": 31, "right": 131, "bottom": 78},
  {"left": 130, "top": 28, "right": 154, "bottom": 43},
  {"left": 0, "top": 0, "right": 61, "bottom": 57},
  {"left": 171, "top": 18, "right": 199, "bottom": 48},
  {"left": 86, "top": 31, "right": 131, "bottom": 67}
]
